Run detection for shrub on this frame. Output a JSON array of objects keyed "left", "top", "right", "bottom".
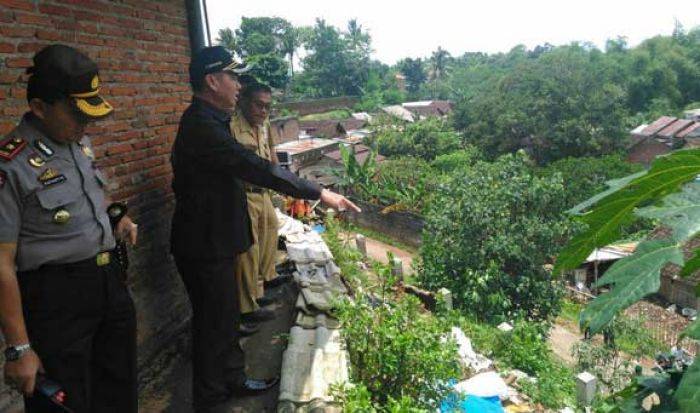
[
  {"left": 334, "top": 261, "right": 462, "bottom": 410},
  {"left": 419, "top": 152, "right": 573, "bottom": 322},
  {"left": 430, "top": 146, "right": 483, "bottom": 174},
  {"left": 538, "top": 154, "right": 644, "bottom": 208},
  {"left": 374, "top": 118, "right": 461, "bottom": 161}
]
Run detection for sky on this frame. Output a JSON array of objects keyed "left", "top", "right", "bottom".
[{"left": 205, "top": 0, "right": 700, "bottom": 65}]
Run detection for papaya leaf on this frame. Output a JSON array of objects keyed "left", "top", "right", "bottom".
[
  {"left": 676, "top": 356, "right": 700, "bottom": 413},
  {"left": 555, "top": 149, "right": 700, "bottom": 274},
  {"left": 679, "top": 249, "right": 700, "bottom": 280},
  {"left": 580, "top": 240, "right": 683, "bottom": 334},
  {"left": 636, "top": 181, "right": 700, "bottom": 242},
  {"left": 568, "top": 170, "right": 648, "bottom": 215}
]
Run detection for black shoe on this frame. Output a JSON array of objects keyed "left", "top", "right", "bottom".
[
  {"left": 229, "top": 377, "right": 280, "bottom": 397},
  {"left": 264, "top": 274, "right": 294, "bottom": 289},
  {"left": 241, "top": 308, "right": 276, "bottom": 323},
  {"left": 239, "top": 322, "right": 260, "bottom": 337},
  {"left": 256, "top": 294, "right": 278, "bottom": 307}
]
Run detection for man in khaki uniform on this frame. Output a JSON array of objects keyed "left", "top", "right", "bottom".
[{"left": 230, "top": 81, "right": 281, "bottom": 322}]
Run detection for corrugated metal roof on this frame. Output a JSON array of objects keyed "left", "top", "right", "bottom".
[
  {"left": 640, "top": 116, "right": 677, "bottom": 136},
  {"left": 677, "top": 122, "right": 700, "bottom": 139},
  {"left": 658, "top": 119, "right": 694, "bottom": 139},
  {"left": 275, "top": 138, "right": 337, "bottom": 155}
]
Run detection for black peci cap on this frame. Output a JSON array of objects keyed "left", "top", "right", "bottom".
[
  {"left": 189, "top": 46, "right": 249, "bottom": 83},
  {"left": 28, "top": 44, "right": 113, "bottom": 119}
]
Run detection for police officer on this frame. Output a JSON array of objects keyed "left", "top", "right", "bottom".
[
  {"left": 0, "top": 44, "right": 138, "bottom": 412},
  {"left": 171, "top": 46, "right": 359, "bottom": 412},
  {"left": 230, "top": 79, "right": 282, "bottom": 330}
]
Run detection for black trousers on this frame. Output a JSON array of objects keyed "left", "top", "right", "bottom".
[
  {"left": 17, "top": 257, "right": 137, "bottom": 413},
  {"left": 174, "top": 256, "right": 246, "bottom": 410}
]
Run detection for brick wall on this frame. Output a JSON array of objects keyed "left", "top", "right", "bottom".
[{"left": 0, "top": 1, "right": 192, "bottom": 409}]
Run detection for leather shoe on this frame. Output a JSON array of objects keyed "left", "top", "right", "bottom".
[
  {"left": 263, "top": 273, "right": 294, "bottom": 289},
  {"left": 256, "top": 294, "right": 278, "bottom": 307},
  {"left": 241, "top": 308, "right": 276, "bottom": 323},
  {"left": 238, "top": 322, "right": 260, "bottom": 337},
  {"left": 229, "top": 376, "right": 280, "bottom": 396}
]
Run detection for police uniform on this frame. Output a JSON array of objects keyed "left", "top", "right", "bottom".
[
  {"left": 0, "top": 45, "right": 136, "bottom": 413},
  {"left": 171, "top": 46, "right": 322, "bottom": 411},
  {"left": 230, "top": 110, "right": 279, "bottom": 314}
]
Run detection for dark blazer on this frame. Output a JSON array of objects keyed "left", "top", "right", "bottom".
[{"left": 171, "top": 97, "right": 321, "bottom": 259}]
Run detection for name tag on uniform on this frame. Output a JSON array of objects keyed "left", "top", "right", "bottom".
[{"left": 38, "top": 168, "right": 66, "bottom": 187}]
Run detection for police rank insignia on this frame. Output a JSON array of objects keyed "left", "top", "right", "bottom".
[
  {"left": 38, "top": 168, "right": 66, "bottom": 186},
  {"left": 80, "top": 144, "right": 94, "bottom": 160},
  {"left": 34, "top": 140, "right": 54, "bottom": 157},
  {"left": 0, "top": 136, "right": 27, "bottom": 161},
  {"left": 53, "top": 208, "right": 71, "bottom": 224},
  {"left": 28, "top": 153, "right": 45, "bottom": 168}
]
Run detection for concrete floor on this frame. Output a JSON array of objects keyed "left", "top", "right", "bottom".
[{"left": 140, "top": 281, "right": 298, "bottom": 413}]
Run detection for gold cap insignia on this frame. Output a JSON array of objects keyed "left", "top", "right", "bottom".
[{"left": 91, "top": 75, "right": 99, "bottom": 90}]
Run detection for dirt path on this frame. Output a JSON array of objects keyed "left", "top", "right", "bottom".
[
  {"left": 341, "top": 231, "right": 416, "bottom": 276},
  {"left": 549, "top": 324, "right": 581, "bottom": 365}
]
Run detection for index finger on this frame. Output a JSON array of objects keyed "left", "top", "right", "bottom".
[
  {"left": 130, "top": 226, "right": 138, "bottom": 246},
  {"left": 344, "top": 198, "right": 361, "bottom": 213}
]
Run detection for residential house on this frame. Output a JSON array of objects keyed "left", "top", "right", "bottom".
[{"left": 628, "top": 115, "right": 700, "bottom": 165}]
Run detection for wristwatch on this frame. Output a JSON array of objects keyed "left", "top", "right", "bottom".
[{"left": 4, "top": 344, "right": 31, "bottom": 362}]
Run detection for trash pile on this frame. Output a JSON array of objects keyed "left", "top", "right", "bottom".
[
  {"left": 276, "top": 210, "right": 349, "bottom": 413},
  {"left": 439, "top": 325, "right": 576, "bottom": 413}
]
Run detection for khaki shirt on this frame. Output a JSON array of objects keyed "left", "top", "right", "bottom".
[
  {"left": 0, "top": 114, "right": 115, "bottom": 271},
  {"left": 230, "top": 110, "right": 274, "bottom": 162}
]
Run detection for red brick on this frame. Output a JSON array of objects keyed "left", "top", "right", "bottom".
[
  {"left": 5, "top": 57, "right": 31, "bottom": 68},
  {"left": 77, "top": 34, "right": 104, "bottom": 46},
  {"left": 15, "top": 12, "right": 52, "bottom": 25},
  {"left": 0, "top": 25, "right": 34, "bottom": 37},
  {"left": 0, "top": 0, "right": 34, "bottom": 11},
  {"left": 106, "top": 142, "right": 132, "bottom": 156},
  {"left": 54, "top": 19, "right": 80, "bottom": 31},
  {"left": 0, "top": 121, "right": 15, "bottom": 135},
  {"left": 38, "top": 4, "right": 72, "bottom": 16},
  {"left": 36, "top": 29, "right": 61, "bottom": 41},
  {"left": 0, "top": 42, "right": 14, "bottom": 53},
  {"left": 0, "top": 72, "right": 18, "bottom": 83},
  {"left": 17, "top": 42, "right": 47, "bottom": 53},
  {"left": 72, "top": 10, "right": 100, "bottom": 22},
  {"left": 0, "top": 11, "right": 12, "bottom": 22},
  {"left": 10, "top": 87, "right": 24, "bottom": 98}
]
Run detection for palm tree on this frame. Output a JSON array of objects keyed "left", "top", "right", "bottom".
[{"left": 430, "top": 47, "right": 450, "bottom": 98}]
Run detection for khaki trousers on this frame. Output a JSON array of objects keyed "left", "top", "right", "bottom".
[{"left": 235, "top": 191, "right": 279, "bottom": 314}]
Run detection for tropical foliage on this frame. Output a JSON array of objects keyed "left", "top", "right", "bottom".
[{"left": 555, "top": 149, "right": 700, "bottom": 412}]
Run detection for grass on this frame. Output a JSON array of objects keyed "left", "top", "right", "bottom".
[
  {"left": 338, "top": 220, "right": 418, "bottom": 254},
  {"left": 299, "top": 109, "right": 353, "bottom": 121}
]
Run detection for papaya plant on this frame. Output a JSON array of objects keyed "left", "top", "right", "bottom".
[{"left": 555, "top": 149, "right": 700, "bottom": 411}]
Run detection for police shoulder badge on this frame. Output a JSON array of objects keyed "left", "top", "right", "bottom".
[
  {"left": 28, "top": 153, "right": 45, "bottom": 168},
  {"left": 34, "top": 140, "right": 54, "bottom": 157},
  {"left": 0, "top": 136, "right": 28, "bottom": 162},
  {"left": 38, "top": 168, "right": 66, "bottom": 186},
  {"left": 81, "top": 144, "right": 94, "bottom": 160}
]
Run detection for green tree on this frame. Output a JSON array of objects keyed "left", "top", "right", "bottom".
[
  {"left": 398, "top": 57, "right": 427, "bottom": 97},
  {"left": 429, "top": 47, "right": 451, "bottom": 98},
  {"left": 216, "top": 17, "right": 295, "bottom": 88},
  {"left": 373, "top": 118, "right": 461, "bottom": 161},
  {"left": 300, "top": 18, "right": 372, "bottom": 97},
  {"left": 419, "top": 152, "right": 572, "bottom": 322}
]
